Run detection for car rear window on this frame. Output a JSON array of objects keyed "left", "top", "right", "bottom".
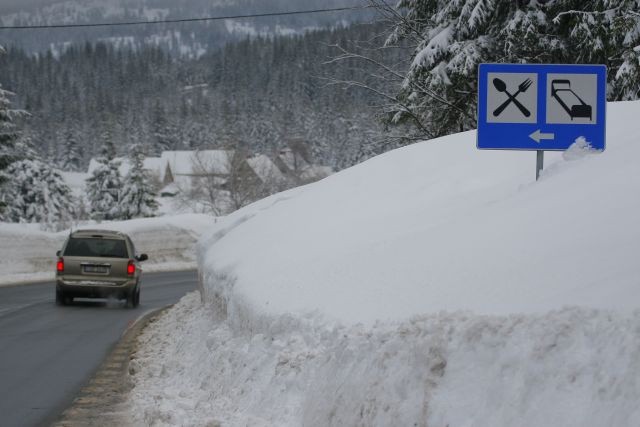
[{"left": 63, "top": 237, "right": 129, "bottom": 258}]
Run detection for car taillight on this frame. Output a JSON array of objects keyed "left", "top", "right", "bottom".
[
  {"left": 127, "top": 260, "right": 135, "bottom": 276},
  {"left": 57, "top": 257, "right": 64, "bottom": 273}
]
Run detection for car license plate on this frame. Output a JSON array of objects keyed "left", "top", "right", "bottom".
[{"left": 83, "top": 265, "right": 109, "bottom": 274}]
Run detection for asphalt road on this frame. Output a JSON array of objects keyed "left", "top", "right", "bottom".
[{"left": 0, "top": 269, "right": 198, "bottom": 427}]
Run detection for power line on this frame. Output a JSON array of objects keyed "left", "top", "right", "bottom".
[{"left": 0, "top": 5, "right": 371, "bottom": 30}]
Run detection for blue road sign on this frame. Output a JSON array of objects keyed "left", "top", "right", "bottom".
[{"left": 477, "top": 63, "right": 606, "bottom": 151}]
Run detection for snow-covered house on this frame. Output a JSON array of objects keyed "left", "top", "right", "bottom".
[
  {"left": 299, "top": 164, "right": 334, "bottom": 182},
  {"left": 159, "top": 150, "right": 232, "bottom": 195},
  {"left": 160, "top": 150, "right": 232, "bottom": 180},
  {"left": 143, "top": 157, "right": 173, "bottom": 187},
  {"left": 274, "top": 146, "right": 333, "bottom": 183},
  {"left": 245, "top": 154, "right": 286, "bottom": 185},
  {"left": 274, "top": 146, "right": 310, "bottom": 176},
  {"left": 85, "top": 149, "right": 320, "bottom": 204},
  {"left": 160, "top": 150, "right": 287, "bottom": 189}
]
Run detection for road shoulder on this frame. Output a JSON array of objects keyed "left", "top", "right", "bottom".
[{"left": 53, "top": 306, "right": 171, "bottom": 427}]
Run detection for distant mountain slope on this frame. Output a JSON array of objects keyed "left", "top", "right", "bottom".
[{"left": 0, "top": 0, "right": 373, "bottom": 54}]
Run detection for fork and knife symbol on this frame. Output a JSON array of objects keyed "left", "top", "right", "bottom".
[{"left": 492, "top": 78, "right": 533, "bottom": 117}]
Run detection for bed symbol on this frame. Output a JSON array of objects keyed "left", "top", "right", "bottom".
[{"left": 551, "top": 79, "right": 592, "bottom": 120}]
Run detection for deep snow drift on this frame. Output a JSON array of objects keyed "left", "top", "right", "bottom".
[
  {"left": 0, "top": 214, "right": 216, "bottom": 285},
  {"left": 126, "top": 101, "right": 640, "bottom": 426}
]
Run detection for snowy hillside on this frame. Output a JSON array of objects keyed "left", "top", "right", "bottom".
[
  {"left": 198, "top": 101, "right": 640, "bottom": 323},
  {"left": 125, "top": 100, "right": 640, "bottom": 426}
]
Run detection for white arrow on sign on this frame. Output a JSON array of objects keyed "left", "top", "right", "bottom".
[{"left": 529, "top": 129, "right": 555, "bottom": 143}]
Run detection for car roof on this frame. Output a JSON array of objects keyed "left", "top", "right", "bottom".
[{"left": 70, "top": 229, "right": 128, "bottom": 239}]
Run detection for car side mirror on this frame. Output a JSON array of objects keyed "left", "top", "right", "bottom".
[
  {"left": 137, "top": 254, "right": 148, "bottom": 262},
  {"left": 56, "top": 250, "right": 61, "bottom": 257}
]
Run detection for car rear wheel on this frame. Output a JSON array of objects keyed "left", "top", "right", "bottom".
[
  {"left": 133, "top": 288, "right": 140, "bottom": 308},
  {"left": 56, "top": 290, "right": 72, "bottom": 306},
  {"left": 126, "top": 287, "right": 140, "bottom": 309}
]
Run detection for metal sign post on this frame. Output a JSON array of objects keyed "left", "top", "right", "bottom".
[
  {"left": 477, "top": 63, "right": 607, "bottom": 180},
  {"left": 536, "top": 150, "right": 544, "bottom": 181}
]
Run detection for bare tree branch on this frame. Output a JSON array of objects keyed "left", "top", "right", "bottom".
[{"left": 324, "top": 43, "right": 475, "bottom": 122}]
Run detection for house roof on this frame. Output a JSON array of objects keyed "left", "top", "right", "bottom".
[
  {"left": 278, "top": 147, "right": 310, "bottom": 172},
  {"left": 246, "top": 154, "right": 286, "bottom": 183},
  {"left": 160, "top": 150, "right": 232, "bottom": 176},
  {"left": 142, "top": 157, "right": 167, "bottom": 177},
  {"left": 300, "top": 164, "right": 334, "bottom": 181}
]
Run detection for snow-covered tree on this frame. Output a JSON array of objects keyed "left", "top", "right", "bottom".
[
  {"left": 119, "top": 143, "right": 158, "bottom": 219},
  {"left": 85, "top": 139, "right": 123, "bottom": 220},
  {"left": 0, "top": 45, "right": 25, "bottom": 216},
  {"left": 151, "top": 102, "right": 178, "bottom": 155},
  {"left": 375, "top": 0, "right": 640, "bottom": 137},
  {"left": 59, "top": 128, "right": 83, "bottom": 171},
  {"left": 0, "top": 86, "right": 19, "bottom": 190},
  {"left": 552, "top": 0, "right": 640, "bottom": 101},
  {"left": 99, "top": 126, "right": 116, "bottom": 158},
  {"left": 3, "top": 159, "right": 75, "bottom": 227}
]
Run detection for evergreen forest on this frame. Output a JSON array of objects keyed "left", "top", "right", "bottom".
[{"left": 0, "top": 21, "right": 408, "bottom": 173}]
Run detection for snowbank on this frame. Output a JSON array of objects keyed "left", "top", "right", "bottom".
[
  {"left": 129, "top": 294, "right": 640, "bottom": 427},
  {"left": 198, "top": 101, "right": 640, "bottom": 325},
  {"left": 127, "top": 101, "right": 640, "bottom": 426},
  {"left": 0, "top": 214, "right": 216, "bottom": 286},
  {"left": 0, "top": 222, "right": 63, "bottom": 285}
]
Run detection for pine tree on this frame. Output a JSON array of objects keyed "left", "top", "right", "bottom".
[
  {"left": 59, "top": 128, "right": 83, "bottom": 171},
  {"left": 379, "top": 0, "right": 640, "bottom": 137},
  {"left": 119, "top": 143, "right": 158, "bottom": 219},
  {"left": 0, "top": 45, "right": 25, "bottom": 216},
  {"left": 551, "top": 0, "right": 640, "bottom": 101},
  {"left": 151, "top": 102, "right": 177, "bottom": 155},
  {"left": 85, "top": 140, "right": 123, "bottom": 221},
  {"left": 3, "top": 159, "right": 76, "bottom": 227},
  {"left": 381, "top": 0, "right": 547, "bottom": 136},
  {"left": 0, "top": 85, "right": 19, "bottom": 185}
]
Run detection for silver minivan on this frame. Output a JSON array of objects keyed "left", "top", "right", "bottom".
[{"left": 55, "top": 229, "right": 148, "bottom": 308}]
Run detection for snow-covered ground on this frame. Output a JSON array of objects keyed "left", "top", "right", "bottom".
[
  {"left": 126, "top": 101, "right": 640, "bottom": 426},
  {"left": 0, "top": 214, "right": 216, "bottom": 286}
]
